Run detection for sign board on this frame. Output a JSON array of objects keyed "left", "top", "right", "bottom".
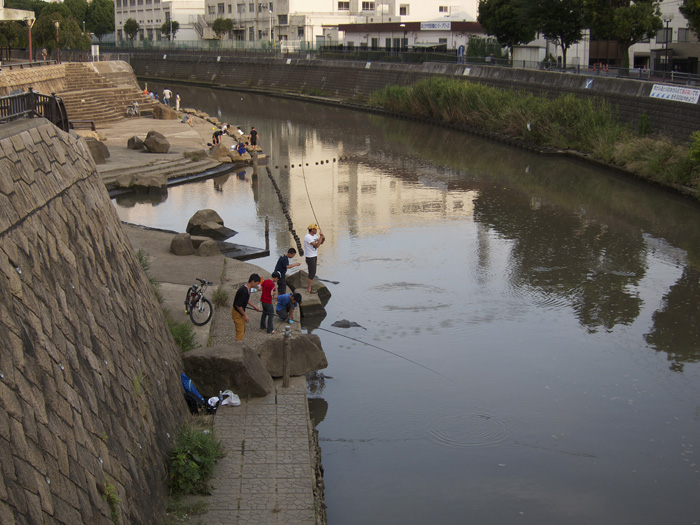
[
  {"left": 420, "top": 21, "right": 451, "bottom": 31},
  {"left": 649, "top": 84, "right": 700, "bottom": 104},
  {"left": 91, "top": 45, "right": 99, "bottom": 57}
]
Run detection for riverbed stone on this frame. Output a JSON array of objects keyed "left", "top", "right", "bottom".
[
  {"left": 81, "top": 137, "right": 109, "bottom": 165},
  {"left": 298, "top": 292, "right": 325, "bottom": 318},
  {"left": 152, "top": 104, "right": 178, "bottom": 120},
  {"left": 143, "top": 134, "right": 170, "bottom": 153},
  {"left": 132, "top": 173, "right": 167, "bottom": 192},
  {"left": 127, "top": 136, "right": 145, "bottom": 150},
  {"left": 182, "top": 344, "right": 274, "bottom": 398},
  {"left": 256, "top": 333, "right": 328, "bottom": 378},
  {"left": 286, "top": 270, "right": 331, "bottom": 304},
  {"left": 170, "top": 233, "right": 195, "bottom": 255},
  {"left": 186, "top": 209, "right": 237, "bottom": 240},
  {"left": 197, "top": 239, "right": 221, "bottom": 256}
]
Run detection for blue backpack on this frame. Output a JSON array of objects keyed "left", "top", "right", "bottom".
[{"left": 181, "top": 373, "right": 206, "bottom": 414}]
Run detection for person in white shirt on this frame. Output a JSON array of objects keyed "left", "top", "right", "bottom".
[{"left": 303, "top": 223, "right": 325, "bottom": 294}]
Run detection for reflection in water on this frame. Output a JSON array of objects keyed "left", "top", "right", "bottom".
[{"left": 118, "top": 86, "right": 700, "bottom": 525}]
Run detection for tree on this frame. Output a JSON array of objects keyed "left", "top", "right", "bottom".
[
  {"left": 33, "top": 6, "right": 89, "bottom": 52},
  {"left": 585, "top": 0, "right": 663, "bottom": 68},
  {"left": 160, "top": 20, "right": 180, "bottom": 40},
  {"left": 680, "top": 0, "right": 700, "bottom": 39},
  {"left": 530, "top": 0, "right": 586, "bottom": 66},
  {"left": 86, "top": 0, "right": 114, "bottom": 42},
  {"left": 64, "top": 0, "right": 87, "bottom": 26},
  {"left": 477, "top": 0, "right": 537, "bottom": 58},
  {"left": 212, "top": 17, "right": 234, "bottom": 39},
  {"left": 123, "top": 18, "right": 139, "bottom": 43},
  {"left": 466, "top": 36, "right": 509, "bottom": 59}
]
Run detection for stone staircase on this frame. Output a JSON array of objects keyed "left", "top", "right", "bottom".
[
  {"left": 58, "top": 63, "right": 159, "bottom": 126},
  {"left": 98, "top": 156, "right": 223, "bottom": 190}
]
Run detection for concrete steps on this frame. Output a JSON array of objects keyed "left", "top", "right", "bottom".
[
  {"left": 58, "top": 64, "right": 160, "bottom": 125},
  {"left": 99, "top": 156, "right": 222, "bottom": 187}
]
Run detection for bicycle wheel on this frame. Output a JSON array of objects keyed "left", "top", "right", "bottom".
[
  {"left": 190, "top": 297, "right": 213, "bottom": 326},
  {"left": 184, "top": 287, "right": 195, "bottom": 314}
]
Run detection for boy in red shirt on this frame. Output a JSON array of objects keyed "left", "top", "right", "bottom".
[{"left": 259, "top": 272, "right": 280, "bottom": 334}]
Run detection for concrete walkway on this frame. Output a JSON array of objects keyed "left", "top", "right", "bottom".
[{"left": 113, "top": 116, "right": 322, "bottom": 523}]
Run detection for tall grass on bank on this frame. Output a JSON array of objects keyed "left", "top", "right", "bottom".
[{"left": 369, "top": 77, "right": 700, "bottom": 192}]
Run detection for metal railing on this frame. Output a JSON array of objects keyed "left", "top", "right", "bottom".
[{"left": 0, "top": 88, "right": 70, "bottom": 132}]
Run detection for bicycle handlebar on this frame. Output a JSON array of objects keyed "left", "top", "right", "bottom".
[{"left": 196, "top": 278, "right": 213, "bottom": 285}]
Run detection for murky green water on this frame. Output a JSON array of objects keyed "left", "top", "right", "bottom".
[{"left": 116, "top": 86, "right": 700, "bottom": 524}]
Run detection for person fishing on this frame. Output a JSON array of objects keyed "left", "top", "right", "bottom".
[{"left": 304, "top": 224, "right": 325, "bottom": 294}]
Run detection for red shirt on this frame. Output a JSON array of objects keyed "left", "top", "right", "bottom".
[{"left": 260, "top": 279, "right": 276, "bottom": 304}]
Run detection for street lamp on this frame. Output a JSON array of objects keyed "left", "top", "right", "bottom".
[
  {"left": 269, "top": 9, "right": 273, "bottom": 46},
  {"left": 662, "top": 13, "right": 673, "bottom": 74},
  {"left": 400, "top": 23, "right": 407, "bottom": 52},
  {"left": 25, "top": 18, "right": 35, "bottom": 63},
  {"left": 54, "top": 20, "right": 60, "bottom": 63}
]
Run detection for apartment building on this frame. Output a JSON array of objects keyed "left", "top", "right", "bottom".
[{"left": 115, "top": 0, "right": 204, "bottom": 42}]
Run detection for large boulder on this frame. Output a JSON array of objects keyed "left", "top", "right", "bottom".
[
  {"left": 209, "top": 143, "right": 233, "bottom": 163},
  {"left": 170, "top": 233, "right": 195, "bottom": 255},
  {"left": 186, "top": 209, "right": 237, "bottom": 240},
  {"left": 132, "top": 173, "right": 167, "bottom": 192},
  {"left": 286, "top": 270, "right": 332, "bottom": 304},
  {"left": 182, "top": 343, "right": 274, "bottom": 398},
  {"left": 127, "top": 135, "right": 145, "bottom": 150},
  {"left": 144, "top": 133, "right": 170, "bottom": 153},
  {"left": 82, "top": 136, "right": 109, "bottom": 165},
  {"left": 298, "top": 292, "right": 326, "bottom": 318},
  {"left": 197, "top": 239, "right": 221, "bottom": 257},
  {"left": 152, "top": 104, "right": 178, "bottom": 120},
  {"left": 114, "top": 173, "right": 135, "bottom": 189},
  {"left": 257, "top": 333, "right": 328, "bottom": 378}
]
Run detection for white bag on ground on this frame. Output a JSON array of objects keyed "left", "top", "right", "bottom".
[{"left": 220, "top": 390, "right": 241, "bottom": 406}]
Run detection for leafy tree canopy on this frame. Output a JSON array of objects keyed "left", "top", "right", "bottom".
[
  {"left": 87, "top": 0, "right": 115, "bottom": 42},
  {"left": 64, "top": 0, "right": 87, "bottom": 25},
  {"left": 212, "top": 17, "right": 234, "bottom": 39},
  {"left": 585, "top": 0, "right": 662, "bottom": 67},
  {"left": 161, "top": 20, "right": 180, "bottom": 40},
  {"left": 5, "top": 0, "right": 48, "bottom": 17},
  {"left": 680, "top": 0, "right": 700, "bottom": 39},
  {"left": 477, "top": 0, "right": 537, "bottom": 56},
  {"left": 123, "top": 18, "right": 139, "bottom": 41},
  {"left": 530, "top": 0, "right": 586, "bottom": 65}
]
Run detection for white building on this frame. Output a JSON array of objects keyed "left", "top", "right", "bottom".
[
  {"left": 198, "top": 0, "right": 477, "bottom": 46},
  {"left": 115, "top": 0, "right": 205, "bottom": 42}
]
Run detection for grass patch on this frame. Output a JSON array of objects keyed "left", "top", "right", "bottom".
[
  {"left": 164, "top": 309, "right": 199, "bottom": 353},
  {"left": 163, "top": 498, "right": 209, "bottom": 524},
  {"left": 368, "top": 77, "right": 700, "bottom": 192},
  {"left": 169, "top": 421, "right": 224, "bottom": 496},
  {"left": 211, "top": 285, "right": 229, "bottom": 307}
]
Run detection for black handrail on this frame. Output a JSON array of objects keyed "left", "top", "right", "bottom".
[{"left": 0, "top": 88, "right": 70, "bottom": 132}]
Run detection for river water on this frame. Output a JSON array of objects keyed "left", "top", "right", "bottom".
[{"left": 115, "top": 86, "right": 700, "bottom": 524}]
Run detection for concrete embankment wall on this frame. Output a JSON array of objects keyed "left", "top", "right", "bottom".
[
  {"left": 128, "top": 52, "right": 700, "bottom": 141},
  {"left": 0, "top": 65, "right": 67, "bottom": 97},
  {"left": 0, "top": 119, "right": 189, "bottom": 523}
]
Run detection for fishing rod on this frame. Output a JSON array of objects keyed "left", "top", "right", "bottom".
[
  {"left": 314, "top": 326, "right": 450, "bottom": 380},
  {"left": 300, "top": 148, "right": 320, "bottom": 230}
]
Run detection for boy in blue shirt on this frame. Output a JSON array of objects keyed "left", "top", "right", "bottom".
[{"left": 276, "top": 293, "right": 302, "bottom": 323}]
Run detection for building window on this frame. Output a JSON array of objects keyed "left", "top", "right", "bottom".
[
  {"left": 218, "top": 3, "right": 225, "bottom": 13},
  {"left": 278, "top": 14, "right": 287, "bottom": 24},
  {"left": 258, "top": 29, "right": 263, "bottom": 39},
  {"left": 147, "top": 28, "right": 153, "bottom": 39},
  {"left": 269, "top": 2, "right": 273, "bottom": 11},
  {"left": 400, "top": 4, "right": 408, "bottom": 15},
  {"left": 678, "top": 28, "right": 690, "bottom": 42},
  {"left": 298, "top": 26, "right": 305, "bottom": 38},
  {"left": 228, "top": 4, "right": 232, "bottom": 13},
  {"left": 249, "top": 2, "right": 254, "bottom": 12},
  {"left": 656, "top": 27, "right": 672, "bottom": 44},
  {"left": 361, "top": 1, "right": 375, "bottom": 11},
  {"left": 248, "top": 26, "right": 254, "bottom": 40},
  {"left": 116, "top": 0, "right": 121, "bottom": 7},
  {"left": 338, "top": 1, "right": 349, "bottom": 10},
  {"left": 439, "top": 5, "right": 448, "bottom": 12},
  {"left": 371, "top": 37, "right": 379, "bottom": 50},
  {"left": 237, "top": 3, "right": 245, "bottom": 13},
  {"left": 385, "top": 37, "right": 391, "bottom": 50},
  {"left": 208, "top": 6, "right": 216, "bottom": 14}
]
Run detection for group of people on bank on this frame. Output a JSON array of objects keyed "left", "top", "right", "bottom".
[{"left": 231, "top": 223, "right": 326, "bottom": 340}]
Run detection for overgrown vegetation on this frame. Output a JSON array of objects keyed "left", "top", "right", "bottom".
[
  {"left": 164, "top": 309, "right": 199, "bottom": 353},
  {"left": 211, "top": 285, "right": 229, "bottom": 308},
  {"left": 101, "top": 480, "right": 121, "bottom": 524},
  {"left": 183, "top": 151, "right": 202, "bottom": 162},
  {"left": 168, "top": 421, "right": 224, "bottom": 496},
  {"left": 368, "top": 77, "right": 700, "bottom": 193},
  {"left": 136, "top": 248, "right": 163, "bottom": 303}
]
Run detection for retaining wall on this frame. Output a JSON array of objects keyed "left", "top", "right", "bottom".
[
  {"left": 127, "top": 53, "right": 700, "bottom": 141},
  {"left": 0, "top": 118, "right": 189, "bottom": 524}
]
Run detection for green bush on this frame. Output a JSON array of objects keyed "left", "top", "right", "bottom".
[
  {"left": 164, "top": 309, "right": 199, "bottom": 353},
  {"left": 211, "top": 285, "right": 229, "bottom": 308},
  {"left": 169, "top": 423, "right": 224, "bottom": 495}
]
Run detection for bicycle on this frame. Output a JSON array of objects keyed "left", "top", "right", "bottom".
[
  {"left": 184, "top": 278, "right": 214, "bottom": 326},
  {"left": 125, "top": 102, "right": 140, "bottom": 117}
]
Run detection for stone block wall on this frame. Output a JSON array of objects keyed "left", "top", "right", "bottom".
[
  {"left": 0, "top": 118, "right": 189, "bottom": 524},
  {"left": 0, "top": 65, "right": 67, "bottom": 97},
  {"left": 128, "top": 53, "right": 700, "bottom": 141}
]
